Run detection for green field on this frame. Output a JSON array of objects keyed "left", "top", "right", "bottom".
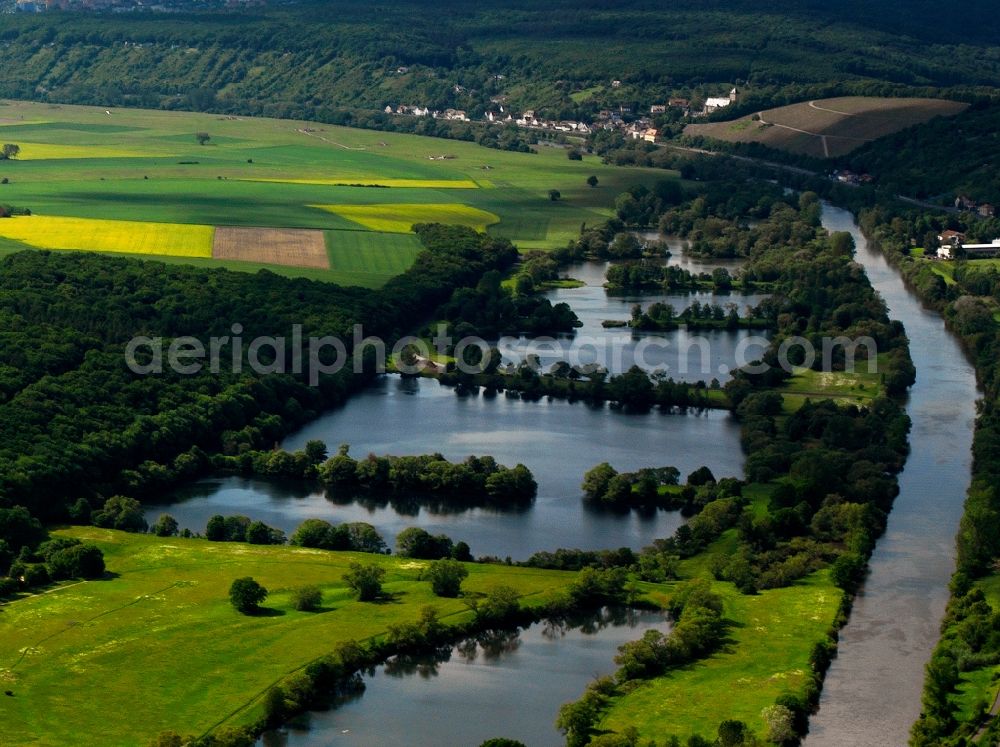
[
  {"left": 951, "top": 573, "right": 1000, "bottom": 725},
  {"left": 591, "top": 481, "right": 843, "bottom": 743},
  {"left": 780, "top": 364, "right": 884, "bottom": 412},
  {"left": 599, "top": 570, "right": 841, "bottom": 742},
  {"left": 0, "top": 527, "right": 623, "bottom": 746},
  {"left": 0, "top": 101, "right": 670, "bottom": 286}
]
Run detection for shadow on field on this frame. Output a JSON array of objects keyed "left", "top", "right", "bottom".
[
  {"left": 715, "top": 618, "right": 742, "bottom": 655},
  {"left": 248, "top": 606, "right": 286, "bottom": 617},
  {"left": 371, "top": 591, "right": 405, "bottom": 605}
]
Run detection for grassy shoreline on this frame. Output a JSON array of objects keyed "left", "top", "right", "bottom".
[{"left": 0, "top": 527, "right": 639, "bottom": 745}]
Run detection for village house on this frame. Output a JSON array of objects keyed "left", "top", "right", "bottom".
[
  {"left": 703, "top": 97, "right": 731, "bottom": 114},
  {"left": 643, "top": 128, "right": 658, "bottom": 143},
  {"left": 956, "top": 195, "right": 978, "bottom": 211},
  {"left": 979, "top": 203, "right": 996, "bottom": 218},
  {"left": 650, "top": 104, "right": 667, "bottom": 114},
  {"left": 517, "top": 110, "right": 537, "bottom": 126},
  {"left": 938, "top": 230, "right": 966, "bottom": 246},
  {"left": 701, "top": 87, "right": 738, "bottom": 116},
  {"left": 388, "top": 105, "right": 431, "bottom": 117}
]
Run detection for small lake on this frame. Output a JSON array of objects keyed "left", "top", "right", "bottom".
[
  {"left": 147, "top": 376, "right": 745, "bottom": 559},
  {"left": 500, "top": 259, "right": 771, "bottom": 381},
  {"left": 259, "top": 608, "right": 668, "bottom": 747}
]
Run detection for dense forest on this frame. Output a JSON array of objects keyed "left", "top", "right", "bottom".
[
  {"left": 0, "top": 0, "right": 998, "bottom": 128},
  {"left": 845, "top": 101, "right": 1000, "bottom": 203},
  {"left": 0, "top": 225, "right": 518, "bottom": 582}
]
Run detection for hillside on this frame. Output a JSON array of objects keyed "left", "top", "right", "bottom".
[
  {"left": 845, "top": 100, "right": 1000, "bottom": 203},
  {"left": 684, "top": 97, "right": 967, "bottom": 159},
  {"left": 0, "top": 0, "right": 997, "bottom": 129}
]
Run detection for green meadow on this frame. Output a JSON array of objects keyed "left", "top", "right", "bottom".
[
  {"left": 0, "top": 101, "right": 671, "bottom": 286},
  {"left": 599, "top": 483, "right": 843, "bottom": 744},
  {"left": 951, "top": 573, "right": 1000, "bottom": 724},
  {"left": 598, "top": 570, "right": 841, "bottom": 742},
  {"left": 0, "top": 527, "right": 620, "bottom": 746},
  {"left": 779, "top": 364, "right": 884, "bottom": 413}
]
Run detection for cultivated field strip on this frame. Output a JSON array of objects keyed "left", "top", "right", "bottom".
[
  {"left": 212, "top": 226, "right": 330, "bottom": 269},
  {"left": 0, "top": 215, "right": 214, "bottom": 257},
  {"left": 686, "top": 96, "right": 968, "bottom": 158}
]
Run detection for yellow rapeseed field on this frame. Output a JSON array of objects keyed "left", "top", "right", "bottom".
[
  {"left": 242, "top": 177, "right": 481, "bottom": 189},
  {"left": 0, "top": 215, "right": 214, "bottom": 257},
  {"left": 312, "top": 203, "right": 500, "bottom": 233},
  {"left": 12, "top": 143, "right": 153, "bottom": 160}
]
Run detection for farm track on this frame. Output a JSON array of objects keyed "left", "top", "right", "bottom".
[
  {"left": 757, "top": 104, "right": 875, "bottom": 158},
  {"left": 757, "top": 111, "right": 833, "bottom": 157},
  {"left": 808, "top": 100, "right": 855, "bottom": 116},
  {"left": 296, "top": 128, "right": 368, "bottom": 150}
]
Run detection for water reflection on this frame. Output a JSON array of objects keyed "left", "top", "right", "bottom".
[
  {"left": 499, "top": 259, "right": 771, "bottom": 381},
  {"left": 148, "top": 377, "right": 744, "bottom": 558},
  {"left": 260, "top": 608, "right": 667, "bottom": 747}
]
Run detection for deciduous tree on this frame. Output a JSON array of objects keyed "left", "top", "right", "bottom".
[{"left": 229, "top": 576, "right": 268, "bottom": 613}]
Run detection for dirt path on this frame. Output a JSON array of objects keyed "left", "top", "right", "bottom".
[
  {"left": 757, "top": 111, "right": 831, "bottom": 157},
  {"left": 974, "top": 687, "right": 1000, "bottom": 742},
  {"left": 808, "top": 100, "right": 856, "bottom": 117},
  {"left": 296, "top": 128, "right": 367, "bottom": 151}
]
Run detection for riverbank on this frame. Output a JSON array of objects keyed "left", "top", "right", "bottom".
[{"left": 543, "top": 192, "right": 915, "bottom": 745}]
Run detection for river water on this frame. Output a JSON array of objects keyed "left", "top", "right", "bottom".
[
  {"left": 260, "top": 608, "right": 668, "bottom": 747},
  {"left": 805, "top": 204, "right": 980, "bottom": 745}
]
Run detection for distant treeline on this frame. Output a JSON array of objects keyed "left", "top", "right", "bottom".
[{"left": 0, "top": 0, "right": 998, "bottom": 141}]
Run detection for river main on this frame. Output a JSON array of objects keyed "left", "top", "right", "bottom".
[{"left": 805, "top": 204, "right": 980, "bottom": 745}]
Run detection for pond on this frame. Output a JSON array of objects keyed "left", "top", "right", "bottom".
[
  {"left": 147, "top": 376, "right": 745, "bottom": 559},
  {"left": 500, "top": 259, "right": 771, "bottom": 381},
  {"left": 259, "top": 608, "right": 668, "bottom": 747}
]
